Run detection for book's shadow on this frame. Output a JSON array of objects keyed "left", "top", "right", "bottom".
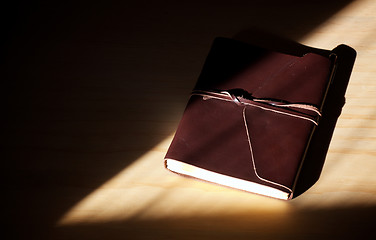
[{"left": 234, "top": 29, "right": 357, "bottom": 198}]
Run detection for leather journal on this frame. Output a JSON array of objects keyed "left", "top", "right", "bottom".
[{"left": 164, "top": 37, "right": 340, "bottom": 200}]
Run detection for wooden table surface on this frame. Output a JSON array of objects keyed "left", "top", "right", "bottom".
[{"left": 3, "top": 0, "right": 376, "bottom": 239}]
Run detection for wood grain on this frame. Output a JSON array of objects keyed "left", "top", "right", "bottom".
[{"left": 3, "top": 0, "right": 376, "bottom": 239}]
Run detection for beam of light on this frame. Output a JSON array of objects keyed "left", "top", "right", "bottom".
[
  {"left": 57, "top": 135, "right": 289, "bottom": 226},
  {"left": 291, "top": 0, "right": 376, "bottom": 209},
  {"left": 57, "top": 0, "right": 376, "bottom": 226}
]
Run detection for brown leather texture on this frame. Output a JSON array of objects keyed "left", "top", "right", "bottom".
[{"left": 165, "top": 37, "right": 333, "bottom": 195}]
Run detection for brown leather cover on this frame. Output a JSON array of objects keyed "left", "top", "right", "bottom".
[{"left": 165, "top": 38, "right": 336, "bottom": 199}]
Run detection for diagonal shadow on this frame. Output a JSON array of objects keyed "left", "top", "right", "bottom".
[
  {"left": 54, "top": 205, "right": 376, "bottom": 240},
  {"left": 233, "top": 29, "right": 356, "bottom": 197},
  {"left": 2, "top": 1, "right": 358, "bottom": 239}
]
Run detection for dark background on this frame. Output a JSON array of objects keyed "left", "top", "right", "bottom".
[{"left": 4, "top": 1, "right": 372, "bottom": 240}]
